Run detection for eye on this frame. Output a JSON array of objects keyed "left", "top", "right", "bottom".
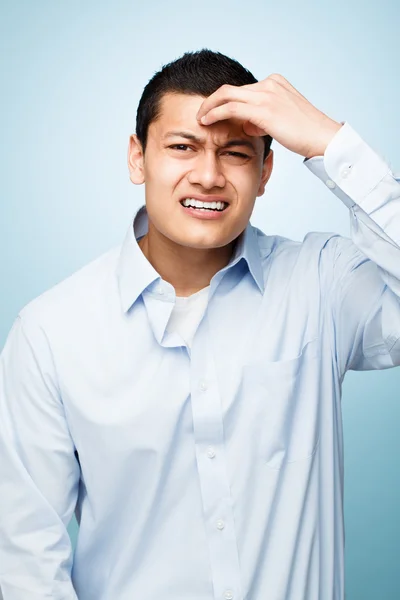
[
  {"left": 169, "top": 144, "right": 192, "bottom": 151},
  {"left": 220, "top": 151, "right": 253, "bottom": 165},
  {"left": 223, "top": 151, "right": 251, "bottom": 159}
]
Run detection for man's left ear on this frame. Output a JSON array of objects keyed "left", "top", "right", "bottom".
[
  {"left": 127, "top": 134, "right": 145, "bottom": 184},
  {"left": 256, "top": 149, "right": 274, "bottom": 197}
]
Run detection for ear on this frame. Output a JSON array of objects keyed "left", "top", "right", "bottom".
[
  {"left": 127, "top": 134, "right": 145, "bottom": 184},
  {"left": 256, "top": 149, "right": 274, "bottom": 197}
]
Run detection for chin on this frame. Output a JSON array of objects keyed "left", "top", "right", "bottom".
[
  {"left": 175, "top": 236, "right": 229, "bottom": 250},
  {"left": 165, "top": 222, "right": 242, "bottom": 250}
]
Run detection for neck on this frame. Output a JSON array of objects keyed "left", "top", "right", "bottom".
[{"left": 138, "top": 221, "right": 236, "bottom": 297}]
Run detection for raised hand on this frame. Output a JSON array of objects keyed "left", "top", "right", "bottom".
[{"left": 196, "top": 74, "right": 342, "bottom": 159}]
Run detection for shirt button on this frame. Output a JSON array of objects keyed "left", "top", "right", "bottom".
[
  {"left": 224, "top": 591, "right": 234, "bottom": 600},
  {"left": 199, "top": 380, "right": 208, "bottom": 391},
  {"left": 207, "top": 447, "right": 216, "bottom": 459},
  {"left": 341, "top": 166, "right": 352, "bottom": 178},
  {"left": 326, "top": 179, "right": 336, "bottom": 189},
  {"left": 157, "top": 286, "right": 164, "bottom": 295},
  {"left": 216, "top": 519, "right": 225, "bottom": 530}
]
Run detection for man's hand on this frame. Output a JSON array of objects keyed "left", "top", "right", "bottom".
[{"left": 196, "top": 74, "right": 342, "bottom": 159}]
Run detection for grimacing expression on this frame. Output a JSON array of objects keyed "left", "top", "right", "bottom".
[{"left": 128, "top": 93, "right": 273, "bottom": 250}]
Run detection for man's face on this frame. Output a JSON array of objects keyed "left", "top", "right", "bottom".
[{"left": 128, "top": 92, "right": 273, "bottom": 250}]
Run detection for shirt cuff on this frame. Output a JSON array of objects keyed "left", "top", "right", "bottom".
[{"left": 304, "top": 122, "right": 391, "bottom": 210}]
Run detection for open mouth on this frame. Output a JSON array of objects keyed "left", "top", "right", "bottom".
[{"left": 179, "top": 198, "right": 229, "bottom": 212}]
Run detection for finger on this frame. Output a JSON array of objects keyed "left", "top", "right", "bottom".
[
  {"left": 242, "top": 120, "right": 268, "bottom": 137},
  {"left": 243, "top": 74, "right": 309, "bottom": 107},
  {"left": 266, "top": 73, "right": 309, "bottom": 102},
  {"left": 196, "top": 85, "right": 264, "bottom": 121},
  {"left": 245, "top": 75, "right": 306, "bottom": 104},
  {"left": 200, "top": 101, "right": 269, "bottom": 135},
  {"left": 241, "top": 82, "right": 262, "bottom": 91},
  {"left": 241, "top": 77, "right": 305, "bottom": 106}
]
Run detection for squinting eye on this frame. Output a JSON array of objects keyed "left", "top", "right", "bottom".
[{"left": 223, "top": 151, "right": 251, "bottom": 159}]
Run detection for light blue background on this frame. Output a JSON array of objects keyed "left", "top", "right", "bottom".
[{"left": 1, "top": 1, "right": 399, "bottom": 597}]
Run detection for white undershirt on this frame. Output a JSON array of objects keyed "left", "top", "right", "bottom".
[{"left": 166, "top": 286, "right": 210, "bottom": 348}]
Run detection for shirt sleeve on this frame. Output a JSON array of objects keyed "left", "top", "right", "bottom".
[
  {"left": 304, "top": 123, "right": 400, "bottom": 374},
  {"left": 0, "top": 312, "right": 80, "bottom": 600}
]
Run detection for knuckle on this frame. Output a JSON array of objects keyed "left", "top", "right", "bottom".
[
  {"left": 269, "top": 72, "right": 285, "bottom": 82},
  {"left": 267, "top": 74, "right": 286, "bottom": 89},
  {"left": 219, "top": 83, "right": 232, "bottom": 95},
  {"left": 229, "top": 102, "right": 239, "bottom": 115},
  {"left": 265, "top": 79, "right": 279, "bottom": 91}
]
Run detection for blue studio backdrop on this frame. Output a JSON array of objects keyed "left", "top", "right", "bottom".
[{"left": 1, "top": 1, "right": 399, "bottom": 598}]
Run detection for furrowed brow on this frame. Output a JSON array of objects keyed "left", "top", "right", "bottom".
[
  {"left": 222, "top": 139, "right": 257, "bottom": 153},
  {"left": 163, "top": 131, "right": 258, "bottom": 153}
]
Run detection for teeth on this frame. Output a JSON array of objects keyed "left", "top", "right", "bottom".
[{"left": 182, "top": 198, "right": 226, "bottom": 211}]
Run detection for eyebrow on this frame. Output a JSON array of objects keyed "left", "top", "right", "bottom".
[{"left": 163, "top": 131, "right": 258, "bottom": 153}]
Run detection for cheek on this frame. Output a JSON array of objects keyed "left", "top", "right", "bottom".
[
  {"left": 146, "top": 157, "right": 186, "bottom": 189},
  {"left": 230, "top": 168, "right": 261, "bottom": 197}
]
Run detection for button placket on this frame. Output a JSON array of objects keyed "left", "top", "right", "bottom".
[{"left": 189, "top": 321, "right": 243, "bottom": 600}]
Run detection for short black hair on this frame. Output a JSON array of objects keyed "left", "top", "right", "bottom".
[{"left": 135, "top": 49, "right": 273, "bottom": 160}]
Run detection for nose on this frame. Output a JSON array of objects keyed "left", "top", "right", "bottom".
[{"left": 187, "top": 150, "right": 226, "bottom": 190}]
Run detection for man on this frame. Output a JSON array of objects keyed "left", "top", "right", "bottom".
[{"left": 0, "top": 49, "right": 399, "bottom": 600}]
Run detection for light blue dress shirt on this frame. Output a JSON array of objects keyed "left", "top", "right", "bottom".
[{"left": 1, "top": 123, "right": 399, "bottom": 600}]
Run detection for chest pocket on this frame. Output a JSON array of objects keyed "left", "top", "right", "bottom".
[{"left": 242, "top": 338, "right": 320, "bottom": 470}]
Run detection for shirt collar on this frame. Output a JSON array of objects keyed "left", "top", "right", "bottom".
[{"left": 117, "top": 204, "right": 266, "bottom": 313}]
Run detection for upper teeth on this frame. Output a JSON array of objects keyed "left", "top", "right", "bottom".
[{"left": 182, "top": 198, "right": 226, "bottom": 210}]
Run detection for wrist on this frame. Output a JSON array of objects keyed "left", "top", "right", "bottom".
[{"left": 306, "top": 120, "right": 343, "bottom": 159}]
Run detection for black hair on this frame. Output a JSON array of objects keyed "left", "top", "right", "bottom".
[{"left": 135, "top": 49, "right": 273, "bottom": 160}]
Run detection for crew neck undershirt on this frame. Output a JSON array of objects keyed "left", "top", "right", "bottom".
[{"left": 166, "top": 285, "right": 210, "bottom": 348}]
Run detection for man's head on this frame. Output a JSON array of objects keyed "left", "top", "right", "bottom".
[{"left": 128, "top": 49, "right": 273, "bottom": 251}]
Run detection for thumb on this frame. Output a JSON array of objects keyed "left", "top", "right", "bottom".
[{"left": 242, "top": 120, "right": 267, "bottom": 137}]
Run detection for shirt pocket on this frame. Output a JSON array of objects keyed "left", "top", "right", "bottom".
[{"left": 242, "top": 338, "right": 320, "bottom": 470}]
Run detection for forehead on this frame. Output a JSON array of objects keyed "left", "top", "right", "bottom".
[{"left": 150, "top": 92, "right": 261, "bottom": 146}]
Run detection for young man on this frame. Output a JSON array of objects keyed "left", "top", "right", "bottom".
[{"left": 0, "top": 49, "right": 399, "bottom": 600}]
